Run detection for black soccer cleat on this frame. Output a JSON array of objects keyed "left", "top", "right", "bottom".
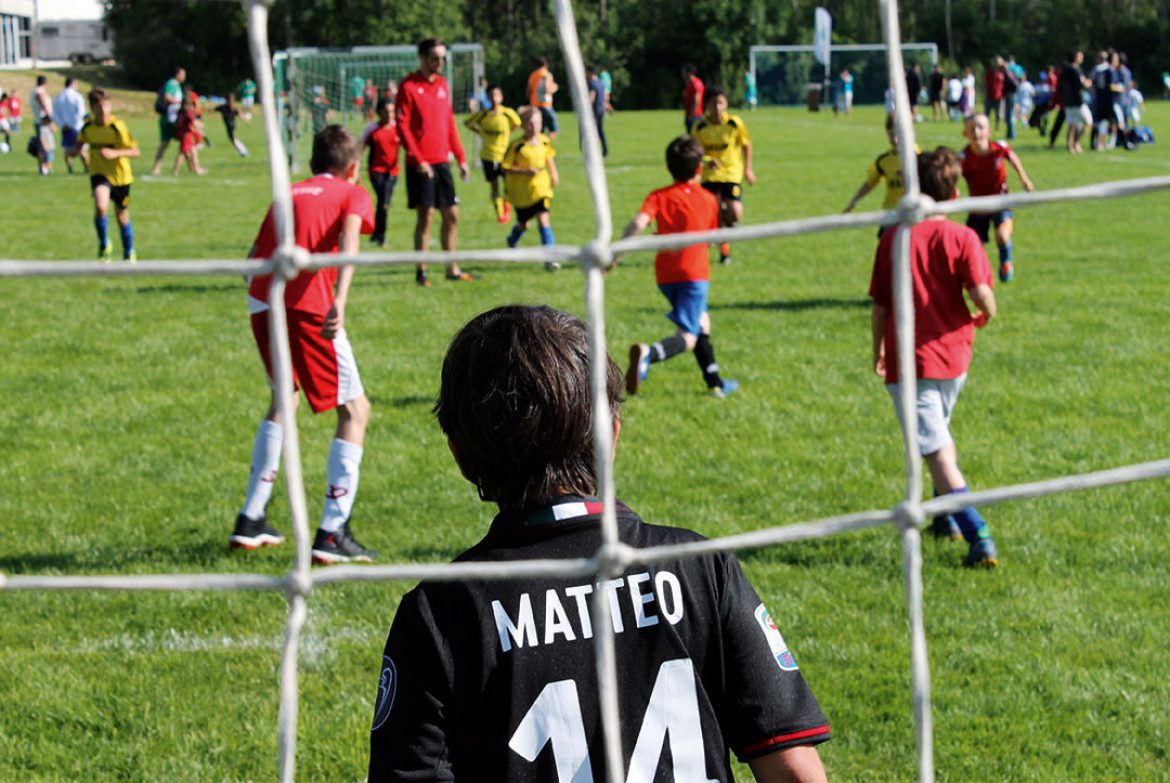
[
  {"left": 311, "top": 520, "right": 379, "bottom": 564},
  {"left": 229, "top": 513, "right": 285, "bottom": 550}
]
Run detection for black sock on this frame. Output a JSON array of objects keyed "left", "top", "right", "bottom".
[
  {"left": 649, "top": 333, "right": 688, "bottom": 364},
  {"left": 694, "top": 334, "right": 724, "bottom": 388}
]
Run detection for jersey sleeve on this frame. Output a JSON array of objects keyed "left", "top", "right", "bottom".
[
  {"left": 368, "top": 589, "right": 455, "bottom": 782},
  {"left": 345, "top": 185, "right": 376, "bottom": 234},
  {"left": 714, "top": 553, "right": 831, "bottom": 761},
  {"left": 865, "top": 155, "right": 884, "bottom": 188},
  {"left": 545, "top": 137, "right": 556, "bottom": 160},
  {"left": 639, "top": 190, "right": 661, "bottom": 221},
  {"left": 360, "top": 121, "right": 378, "bottom": 146},
  {"left": 506, "top": 108, "right": 522, "bottom": 130},
  {"left": 395, "top": 88, "right": 423, "bottom": 164},
  {"left": 447, "top": 92, "right": 466, "bottom": 165},
  {"left": 249, "top": 206, "right": 277, "bottom": 261},
  {"left": 957, "top": 228, "right": 994, "bottom": 290},
  {"left": 115, "top": 120, "right": 137, "bottom": 149},
  {"left": 737, "top": 118, "right": 751, "bottom": 146},
  {"left": 868, "top": 230, "right": 894, "bottom": 308}
]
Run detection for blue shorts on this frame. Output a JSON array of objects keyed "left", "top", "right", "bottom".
[
  {"left": 658, "top": 281, "right": 709, "bottom": 337},
  {"left": 966, "top": 210, "right": 1012, "bottom": 244},
  {"left": 61, "top": 126, "right": 79, "bottom": 149},
  {"left": 538, "top": 106, "right": 559, "bottom": 134}
]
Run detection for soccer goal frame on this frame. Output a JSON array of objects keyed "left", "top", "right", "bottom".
[
  {"left": 749, "top": 42, "right": 938, "bottom": 107},
  {"left": 273, "top": 43, "right": 485, "bottom": 171}
]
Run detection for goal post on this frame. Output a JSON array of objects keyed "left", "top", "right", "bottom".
[
  {"left": 749, "top": 43, "right": 938, "bottom": 107},
  {"left": 273, "top": 44, "right": 485, "bottom": 171}
]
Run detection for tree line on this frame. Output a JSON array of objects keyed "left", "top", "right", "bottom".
[{"left": 105, "top": 0, "right": 1170, "bottom": 108}]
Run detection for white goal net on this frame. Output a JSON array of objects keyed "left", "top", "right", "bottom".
[
  {"left": 2, "top": 1, "right": 1169, "bottom": 782},
  {"left": 274, "top": 43, "right": 485, "bottom": 171}
]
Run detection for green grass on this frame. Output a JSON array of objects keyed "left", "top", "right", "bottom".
[{"left": 2, "top": 97, "right": 1170, "bottom": 781}]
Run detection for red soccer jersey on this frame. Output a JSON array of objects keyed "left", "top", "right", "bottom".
[
  {"left": 961, "top": 141, "right": 1010, "bottom": 197},
  {"left": 363, "top": 121, "right": 400, "bottom": 175},
  {"left": 248, "top": 174, "right": 375, "bottom": 315},
  {"left": 683, "top": 76, "right": 705, "bottom": 117},
  {"left": 868, "top": 219, "right": 993, "bottom": 383},
  {"left": 396, "top": 71, "right": 466, "bottom": 167},
  {"left": 640, "top": 181, "right": 719, "bottom": 284},
  {"left": 984, "top": 69, "right": 1004, "bottom": 101}
]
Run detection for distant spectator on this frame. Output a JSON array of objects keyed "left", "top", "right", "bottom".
[
  {"left": 681, "top": 63, "right": 704, "bottom": 131},
  {"left": 984, "top": 57, "right": 1005, "bottom": 130},
  {"left": 1058, "top": 49, "right": 1091, "bottom": 154},
  {"left": 905, "top": 62, "right": 923, "bottom": 121},
  {"left": 31, "top": 75, "right": 55, "bottom": 175},
  {"left": 53, "top": 77, "right": 88, "bottom": 174},
  {"left": 528, "top": 56, "right": 559, "bottom": 138},
  {"left": 929, "top": 63, "right": 946, "bottom": 121},
  {"left": 149, "top": 66, "right": 186, "bottom": 176}
]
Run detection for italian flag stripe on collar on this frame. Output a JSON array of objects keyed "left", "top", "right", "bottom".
[{"left": 525, "top": 499, "right": 605, "bottom": 527}]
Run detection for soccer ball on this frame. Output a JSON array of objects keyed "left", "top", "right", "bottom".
[{"left": 0, "top": 142, "right": 10, "bottom": 154}]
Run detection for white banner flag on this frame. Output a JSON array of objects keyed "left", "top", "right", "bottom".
[{"left": 813, "top": 7, "right": 832, "bottom": 66}]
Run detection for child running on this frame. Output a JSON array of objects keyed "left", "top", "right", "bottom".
[
  {"left": 960, "top": 113, "right": 1034, "bottom": 282},
  {"left": 842, "top": 113, "right": 920, "bottom": 235},
  {"left": 622, "top": 135, "right": 738, "bottom": 399},
  {"left": 691, "top": 86, "right": 754, "bottom": 265},
  {"left": 172, "top": 95, "right": 206, "bottom": 175},
  {"left": 464, "top": 84, "right": 521, "bottom": 223},
  {"left": 361, "top": 97, "right": 401, "bottom": 248},
  {"left": 503, "top": 106, "right": 559, "bottom": 270},
  {"left": 233, "top": 125, "right": 378, "bottom": 564},
  {"left": 72, "top": 89, "right": 140, "bottom": 263},
  {"left": 869, "top": 146, "right": 999, "bottom": 568},
  {"left": 215, "top": 94, "right": 249, "bottom": 157}
]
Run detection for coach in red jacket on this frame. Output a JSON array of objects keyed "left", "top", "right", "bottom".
[{"left": 397, "top": 37, "right": 474, "bottom": 286}]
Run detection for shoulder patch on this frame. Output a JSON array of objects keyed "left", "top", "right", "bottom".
[
  {"left": 754, "top": 603, "right": 799, "bottom": 671},
  {"left": 727, "top": 116, "right": 740, "bottom": 129},
  {"left": 371, "top": 655, "right": 397, "bottom": 731}
]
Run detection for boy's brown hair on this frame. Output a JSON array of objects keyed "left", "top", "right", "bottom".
[
  {"left": 310, "top": 124, "right": 361, "bottom": 175},
  {"left": 665, "top": 135, "right": 704, "bottom": 182},
  {"left": 917, "top": 146, "right": 962, "bottom": 202},
  {"left": 435, "top": 305, "right": 622, "bottom": 510},
  {"left": 87, "top": 88, "right": 109, "bottom": 108}
]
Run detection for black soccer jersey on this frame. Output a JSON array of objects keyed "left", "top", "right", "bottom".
[{"left": 368, "top": 498, "right": 830, "bottom": 781}]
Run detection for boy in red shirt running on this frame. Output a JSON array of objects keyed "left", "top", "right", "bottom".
[
  {"left": 869, "top": 146, "right": 999, "bottom": 568},
  {"left": 233, "top": 125, "right": 378, "bottom": 564},
  {"left": 621, "top": 135, "right": 738, "bottom": 398},
  {"left": 361, "top": 97, "right": 401, "bottom": 248},
  {"left": 961, "top": 113, "right": 1034, "bottom": 282}
]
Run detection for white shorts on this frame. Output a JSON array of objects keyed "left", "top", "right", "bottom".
[
  {"left": 886, "top": 375, "right": 967, "bottom": 456},
  {"left": 1065, "top": 106, "right": 1087, "bottom": 129}
]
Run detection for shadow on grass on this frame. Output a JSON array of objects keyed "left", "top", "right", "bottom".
[
  {"left": 712, "top": 297, "right": 870, "bottom": 312},
  {"left": 369, "top": 394, "right": 433, "bottom": 408},
  {"left": 133, "top": 283, "right": 241, "bottom": 294},
  {"left": 0, "top": 537, "right": 281, "bottom": 575}
]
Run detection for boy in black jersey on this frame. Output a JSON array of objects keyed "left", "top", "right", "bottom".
[{"left": 368, "top": 305, "right": 830, "bottom": 782}]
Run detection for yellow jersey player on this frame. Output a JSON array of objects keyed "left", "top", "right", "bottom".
[
  {"left": 691, "top": 86, "right": 754, "bottom": 265},
  {"left": 503, "top": 106, "right": 560, "bottom": 270},
  {"left": 72, "top": 88, "right": 141, "bottom": 262},
  {"left": 842, "top": 113, "right": 921, "bottom": 237},
  {"left": 464, "top": 85, "right": 521, "bottom": 223}
]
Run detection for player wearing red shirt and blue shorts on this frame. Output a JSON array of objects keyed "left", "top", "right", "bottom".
[
  {"left": 961, "top": 114, "right": 1034, "bottom": 282},
  {"left": 621, "top": 136, "right": 738, "bottom": 399},
  {"left": 397, "top": 38, "right": 473, "bottom": 286},
  {"left": 869, "top": 147, "right": 999, "bottom": 568},
  {"left": 233, "top": 125, "right": 380, "bottom": 564},
  {"left": 362, "top": 97, "right": 401, "bottom": 247}
]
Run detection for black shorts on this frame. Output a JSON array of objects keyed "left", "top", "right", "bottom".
[
  {"left": 91, "top": 175, "right": 131, "bottom": 209},
  {"left": 481, "top": 159, "right": 503, "bottom": 182},
  {"left": 965, "top": 210, "right": 1012, "bottom": 243},
  {"left": 514, "top": 199, "right": 551, "bottom": 224},
  {"left": 406, "top": 162, "right": 458, "bottom": 210},
  {"left": 702, "top": 181, "right": 742, "bottom": 202}
]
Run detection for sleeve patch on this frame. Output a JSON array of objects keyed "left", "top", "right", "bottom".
[
  {"left": 371, "top": 655, "right": 398, "bottom": 731},
  {"left": 754, "top": 604, "right": 799, "bottom": 671}
]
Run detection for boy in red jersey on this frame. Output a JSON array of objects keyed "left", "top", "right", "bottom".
[
  {"left": 397, "top": 37, "right": 474, "bottom": 287},
  {"left": 361, "top": 97, "right": 401, "bottom": 248},
  {"left": 171, "top": 95, "right": 206, "bottom": 176},
  {"left": 869, "top": 146, "right": 999, "bottom": 568},
  {"left": 960, "top": 112, "right": 1034, "bottom": 282},
  {"left": 681, "top": 64, "right": 704, "bottom": 132},
  {"left": 621, "top": 136, "right": 738, "bottom": 398},
  {"left": 232, "top": 125, "right": 379, "bottom": 564}
]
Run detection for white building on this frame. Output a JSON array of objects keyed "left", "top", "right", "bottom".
[
  {"left": 0, "top": 0, "right": 110, "bottom": 67},
  {"left": 0, "top": 0, "right": 34, "bottom": 66}
]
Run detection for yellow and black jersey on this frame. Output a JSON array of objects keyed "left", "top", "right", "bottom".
[
  {"left": 465, "top": 106, "right": 522, "bottom": 163},
  {"left": 78, "top": 115, "right": 137, "bottom": 186},
  {"left": 866, "top": 145, "right": 921, "bottom": 209},
  {"left": 503, "top": 134, "right": 556, "bottom": 208},
  {"left": 691, "top": 113, "right": 750, "bottom": 184}
]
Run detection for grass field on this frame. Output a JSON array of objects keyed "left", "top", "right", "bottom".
[{"left": 2, "top": 82, "right": 1169, "bottom": 781}]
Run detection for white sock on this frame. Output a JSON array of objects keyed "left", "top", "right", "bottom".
[
  {"left": 320, "top": 438, "right": 363, "bottom": 533},
  {"left": 241, "top": 420, "right": 283, "bottom": 520}
]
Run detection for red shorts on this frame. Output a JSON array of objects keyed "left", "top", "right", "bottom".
[
  {"left": 250, "top": 310, "right": 365, "bottom": 414},
  {"left": 179, "top": 131, "right": 198, "bottom": 155}
]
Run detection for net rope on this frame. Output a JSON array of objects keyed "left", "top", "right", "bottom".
[{"left": 2, "top": 0, "right": 1169, "bottom": 780}]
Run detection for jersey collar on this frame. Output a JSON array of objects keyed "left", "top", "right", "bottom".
[{"left": 523, "top": 495, "right": 604, "bottom": 527}]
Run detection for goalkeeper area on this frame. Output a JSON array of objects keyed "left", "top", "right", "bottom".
[
  {"left": 750, "top": 43, "right": 938, "bottom": 106},
  {"left": 274, "top": 44, "right": 484, "bottom": 170}
]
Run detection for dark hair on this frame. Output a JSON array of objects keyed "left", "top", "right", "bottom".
[
  {"left": 535, "top": 56, "right": 549, "bottom": 68},
  {"left": 487, "top": 83, "right": 501, "bottom": 94},
  {"left": 417, "top": 38, "right": 443, "bottom": 56},
  {"left": 377, "top": 96, "right": 394, "bottom": 112},
  {"left": 665, "top": 135, "right": 703, "bottom": 182},
  {"left": 1066, "top": 49, "right": 1080, "bottom": 63},
  {"left": 682, "top": 64, "right": 696, "bottom": 76},
  {"left": 435, "top": 305, "right": 622, "bottom": 510},
  {"left": 703, "top": 85, "right": 726, "bottom": 106},
  {"left": 36, "top": 75, "right": 46, "bottom": 86},
  {"left": 917, "top": 146, "right": 962, "bottom": 202},
  {"left": 87, "top": 88, "right": 109, "bottom": 106},
  {"left": 310, "top": 125, "right": 361, "bottom": 175},
  {"left": 64, "top": 77, "right": 74, "bottom": 87}
]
